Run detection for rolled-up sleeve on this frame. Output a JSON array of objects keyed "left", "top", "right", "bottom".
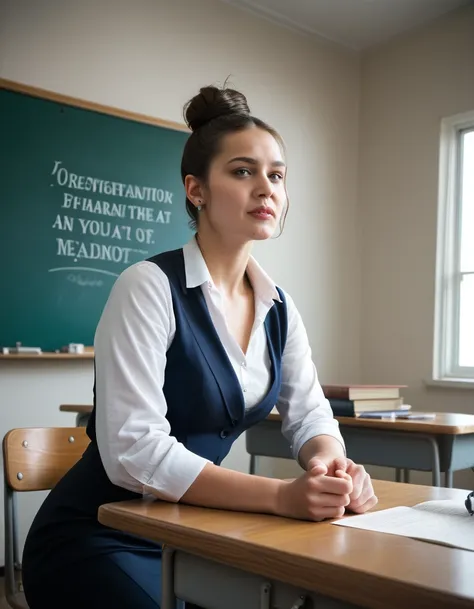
[
  {"left": 275, "top": 292, "right": 345, "bottom": 461},
  {"left": 94, "top": 261, "right": 209, "bottom": 502}
]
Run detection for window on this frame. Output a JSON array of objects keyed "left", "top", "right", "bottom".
[{"left": 434, "top": 111, "right": 474, "bottom": 382}]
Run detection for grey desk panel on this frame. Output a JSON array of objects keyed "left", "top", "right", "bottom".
[
  {"left": 245, "top": 421, "right": 439, "bottom": 470},
  {"left": 174, "top": 550, "right": 364, "bottom": 609},
  {"left": 342, "top": 426, "right": 440, "bottom": 470},
  {"left": 444, "top": 435, "right": 474, "bottom": 470},
  {"left": 246, "top": 421, "right": 438, "bottom": 470},
  {"left": 245, "top": 419, "right": 474, "bottom": 487}
]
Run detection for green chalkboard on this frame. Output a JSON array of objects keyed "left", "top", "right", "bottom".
[{"left": 0, "top": 80, "right": 192, "bottom": 351}]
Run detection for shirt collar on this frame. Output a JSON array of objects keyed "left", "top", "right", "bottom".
[
  {"left": 182, "top": 236, "right": 212, "bottom": 289},
  {"left": 182, "top": 236, "right": 282, "bottom": 303},
  {"left": 246, "top": 256, "right": 282, "bottom": 304}
]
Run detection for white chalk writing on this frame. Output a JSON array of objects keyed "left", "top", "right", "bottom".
[
  {"left": 49, "top": 161, "right": 176, "bottom": 276},
  {"left": 56, "top": 237, "right": 147, "bottom": 265},
  {"left": 52, "top": 161, "right": 173, "bottom": 203},
  {"left": 66, "top": 273, "right": 104, "bottom": 288}
]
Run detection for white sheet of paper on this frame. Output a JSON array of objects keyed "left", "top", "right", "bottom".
[{"left": 333, "top": 500, "right": 474, "bottom": 552}]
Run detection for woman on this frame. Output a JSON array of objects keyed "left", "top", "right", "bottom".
[{"left": 22, "top": 84, "right": 377, "bottom": 609}]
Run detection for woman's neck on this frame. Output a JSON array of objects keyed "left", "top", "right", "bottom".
[{"left": 195, "top": 231, "right": 253, "bottom": 298}]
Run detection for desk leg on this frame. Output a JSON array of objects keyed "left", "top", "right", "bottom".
[
  {"left": 445, "top": 469, "right": 454, "bottom": 488},
  {"left": 249, "top": 455, "right": 257, "bottom": 475},
  {"left": 161, "top": 545, "right": 176, "bottom": 609},
  {"left": 427, "top": 437, "right": 441, "bottom": 487}
]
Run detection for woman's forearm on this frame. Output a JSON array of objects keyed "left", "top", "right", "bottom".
[
  {"left": 145, "top": 436, "right": 344, "bottom": 515},
  {"left": 179, "top": 463, "right": 285, "bottom": 514}
]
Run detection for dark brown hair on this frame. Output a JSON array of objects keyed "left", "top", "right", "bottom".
[{"left": 181, "top": 84, "right": 289, "bottom": 234}]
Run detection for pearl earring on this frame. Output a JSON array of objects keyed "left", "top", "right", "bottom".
[{"left": 197, "top": 199, "right": 203, "bottom": 211}]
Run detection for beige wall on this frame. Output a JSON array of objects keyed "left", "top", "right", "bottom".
[
  {"left": 0, "top": 0, "right": 361, "bottom": 558},
  {"left": 358, "top": 5, "right": 474, "bottom": 488}
]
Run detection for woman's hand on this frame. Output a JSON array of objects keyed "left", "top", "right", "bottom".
[
  {"left": 275, "top": 461, "right": 353, "bottom": 521},
  {"left": 307, "top": 456, "right": 378, "bottom": 514}
]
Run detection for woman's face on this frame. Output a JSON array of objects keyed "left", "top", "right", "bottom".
[{"left": 200, "top": 127, "right": 287, "bottom": 243}]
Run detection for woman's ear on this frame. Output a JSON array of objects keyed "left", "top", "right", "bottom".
[{"left": 185, "top": 175, "right": 205, "bottom": 209}]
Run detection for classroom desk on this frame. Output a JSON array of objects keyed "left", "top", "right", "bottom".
[
  {"left": 246, "top": 412, "right": 474, "bottom": 488},
  {"left": 98, "top": 480, "right": 474, "bottom": 609},
  {"left": 61, "top": 405, "right": 474, "bottom": 488},
  {"left": 59, "top": 403, "right": 92, "bottom": 427}
]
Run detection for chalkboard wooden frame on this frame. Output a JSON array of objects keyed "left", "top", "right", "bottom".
[
  {"left": 0, "top": 79, "right": 188, "bottom": 133},
  {"left": 0, "top": 79, "right": 192, "bottom": 356}
]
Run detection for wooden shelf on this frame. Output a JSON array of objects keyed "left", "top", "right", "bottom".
[{"left": 0, "top": 352, "right": 94, "bottom": 360}]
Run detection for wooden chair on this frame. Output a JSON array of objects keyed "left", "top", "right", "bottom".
[{"left": 3, "top": 427, "right": 90, "bottom": 609}]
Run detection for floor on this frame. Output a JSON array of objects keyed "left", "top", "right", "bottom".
[
  {"left": 0, "top": 575, "right": 25, "bottom": 609},
  {"left": 0, "top": 578, "right": 10, "bottom": 608}
]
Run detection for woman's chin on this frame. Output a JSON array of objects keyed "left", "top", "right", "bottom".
[{"left": 249, "top": 225, "right": 275, "bottom": 241}]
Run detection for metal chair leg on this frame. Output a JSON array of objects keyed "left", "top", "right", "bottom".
[
  {"left": 4, "top": 481, "right": 19, "bottom": 608},
  {"left": 12, "top": 492, "right": 22, "bottom": 570}
]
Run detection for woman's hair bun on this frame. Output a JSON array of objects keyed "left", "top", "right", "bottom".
[{"left": 184, "top": 85, "right": 251, "bottom": 132}]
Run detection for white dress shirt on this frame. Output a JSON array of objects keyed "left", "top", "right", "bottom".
[{"left": 94, "top": 237, "right": 344, "bottom": 501}]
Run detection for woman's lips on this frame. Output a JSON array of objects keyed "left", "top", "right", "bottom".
[{"left": 249, "top": 208, "right": 274, "bottom": 220}]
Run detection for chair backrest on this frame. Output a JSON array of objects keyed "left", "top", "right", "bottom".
[
  {"left": 2, "top": 427, "right": 91, "bottom": 609},
  {"left": 3, "top": 427, "right": 90, "bottom": 492}
]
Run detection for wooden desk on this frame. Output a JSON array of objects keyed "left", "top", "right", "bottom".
[
  {"left": 98, "top": 480, "right": 474, "bottom": 609},
  {"left": 247, "top": 412, "right": 474, "bottom": 487},
  {"left": 62, "top": 405, "right": 474, "bottom": 487},
  {"left": 59, "top": 404, "right": 92, "bottom": 427}
]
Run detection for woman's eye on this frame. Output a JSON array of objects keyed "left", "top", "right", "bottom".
[
  {"left": 269, "top": 173, "right": 284, "bottom": 182},
  {"left": 234, "top": 168, "right": 251, "bottom": 177},
  {"left": 233, "top": 168, "right": 284, "bottom": 181}
]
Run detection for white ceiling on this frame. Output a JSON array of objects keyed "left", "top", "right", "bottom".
[{"left": 221, "top": 0, "right": 471, "bottom": 49}]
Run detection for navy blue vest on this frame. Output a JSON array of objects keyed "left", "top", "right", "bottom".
[
  {"left": 88, "top": 248, "right": 288, "bottom": 466},
  {"left": 22, "top": 249, "right": 288, "bottom": 579}
]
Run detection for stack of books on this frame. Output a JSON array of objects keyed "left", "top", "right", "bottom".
[{"left": 321, "top": 384, "right": 408, "bottom": 417}]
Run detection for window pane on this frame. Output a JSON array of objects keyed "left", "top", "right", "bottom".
[
  {"left": 459, "top": 273, "right": 474, "bottom": 367},
  {"left": 460, "top": 130, "right": 474, "bottom": 272}
]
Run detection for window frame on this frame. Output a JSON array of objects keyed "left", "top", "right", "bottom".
[{"left": 433, "top": 110, "right": 474, "bottom": 382}]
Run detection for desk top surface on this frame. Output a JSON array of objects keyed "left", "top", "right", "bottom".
[
  {"left": 268, "top": 411, "right": 474, "bottom": 434},
  {"left": 99, "top": 480, "right": 474, "bottom": 609}
]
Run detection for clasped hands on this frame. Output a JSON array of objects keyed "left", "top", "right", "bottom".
[{"left": 277, "top": 456, "right": 378, "bottom": 522}]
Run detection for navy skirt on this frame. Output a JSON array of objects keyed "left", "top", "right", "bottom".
[{"left": 25, "top": 550, "right": 163, "bottom": 609}]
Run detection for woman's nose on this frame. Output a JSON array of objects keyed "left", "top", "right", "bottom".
[{"left": 255, "top": 175, "right": 274, "bottom": 198}]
